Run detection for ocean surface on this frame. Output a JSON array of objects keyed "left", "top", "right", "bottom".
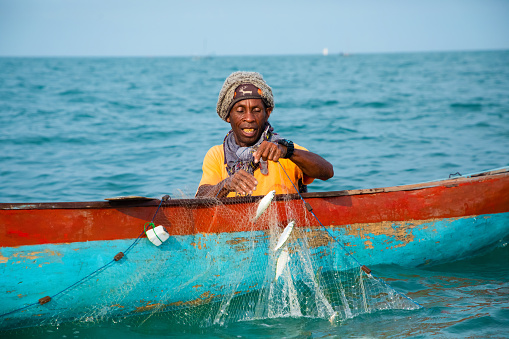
[{"left": 1, "top": 50, "right": 509, "bottom": 338}]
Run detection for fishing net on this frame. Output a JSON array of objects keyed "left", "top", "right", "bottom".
[{"left": 0, "top": 190, "right": 420, "bottom": 335}]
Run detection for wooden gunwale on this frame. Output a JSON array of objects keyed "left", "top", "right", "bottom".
[{"left": 1, "top": 168, "right": 507, "bottom": 211}]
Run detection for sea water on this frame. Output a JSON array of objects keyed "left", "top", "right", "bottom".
[{"left": 1, "top": 51, "right": 508, "bottom": 337}]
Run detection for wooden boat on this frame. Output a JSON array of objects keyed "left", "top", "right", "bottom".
[{"left": 1, "top": 168, "right": 508, "bottom": 328}]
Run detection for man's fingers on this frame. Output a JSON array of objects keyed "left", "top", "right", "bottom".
[
  {"left": 231, "top": 170, "right": 257, "bottom": 195},
  {"left": 253, "top": 141, "right": 269, "bottom": 163},
  {"left": 254, "top": 141, "right": 281, "bottom": 163},
  {"left": 267, "top": 145, "right": 280, "bottom": 161},
  {"left": 253, "top": 150, "right": 261, "bottom": 163}
]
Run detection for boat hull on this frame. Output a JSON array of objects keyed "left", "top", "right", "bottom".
[{"left": 1, "top": 169, "right": 508, "bottom": 328}]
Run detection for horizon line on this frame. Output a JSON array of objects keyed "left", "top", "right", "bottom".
[{"left": 0, "top": 47, "right": 508, "bottom": 59}]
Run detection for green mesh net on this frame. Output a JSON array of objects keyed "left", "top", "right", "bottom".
[{"left": 0, "top": 193, "right": 420, "bottom": 335}]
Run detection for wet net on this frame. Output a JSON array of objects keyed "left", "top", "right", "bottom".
[{"left": 0, "top": 190, "right": 420, "bottom": 335}]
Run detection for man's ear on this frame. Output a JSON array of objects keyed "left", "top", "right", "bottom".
[
  {"left": 266, "top": 107, "right": 273, "bottom": 118},
  {"left": 226, "top": 116, "right": 230, "bottom": 123}
]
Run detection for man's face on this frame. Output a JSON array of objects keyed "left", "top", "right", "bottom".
[{"left": 227, "top": 98, "right": 272, "bottom": 147}]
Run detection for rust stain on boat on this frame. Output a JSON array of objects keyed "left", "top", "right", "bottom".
[
  {"left": 226, "top": 237, "right": 251, "bottom": 252},
  {"left": 313, "top": 248, "right": 328, "bottom": 259},
  {"left": 0, "top": 252, "right": 8, "bottom": 264},
  {"left": 135, "top": 291, "right": 218, "bottom": 313},
  {"left": 191, "top": 239, "right": 206, "bottom": 250},
  {"left": 299, "top": 229, "right": 333, "bottom": 248},
  {"left": 390, "top": 243, "right": 406, "bottom": 249},
  {"left": 11, "top": 249, "right": 62, "bottom": 260},
  {"left": 344, "top": 220, "right": 426, "bottom": 244},
  {"left": 135, "top": 303, "right": 161, "bottom": 312},
  {"left": 226, "top": 237, "right": 250, "bottom": 245},
  {"left": 293, "top": 218, "right": 447, "bottom": 249},
  {"left": 226, "top": 233, "right": 266, "bottom": 252},
  {"left": 364, "top": 240, "right": 374, "bottom": 249}
]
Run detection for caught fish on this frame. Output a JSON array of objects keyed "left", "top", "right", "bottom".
[
  {"left": 275, "top": 246, "right": 289, "bottom": 280},
  {"left": 253, "top": 190, "right": 276, "bottom": 222},
  {"left": 329, "top": 311, "right": 338, "bottom": 324},
  {"left": 274, "top": 221, "right": 295, "bottom": 251}
]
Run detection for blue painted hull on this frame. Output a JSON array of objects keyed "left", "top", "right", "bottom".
[{"left": 1, "top": 212, "right": 507, "bottom": 328}]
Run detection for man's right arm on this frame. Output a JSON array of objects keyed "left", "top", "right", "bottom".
[
  {"left": 195, "top": 170, "right": 258, "bottom": 198},
  {"left": 195, "top": 182, "right": 229, "bottom": 198}
]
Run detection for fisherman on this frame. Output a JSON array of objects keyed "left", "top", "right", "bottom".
[{"left": 196, "top": 71, "right": 333, "bottom": 198}]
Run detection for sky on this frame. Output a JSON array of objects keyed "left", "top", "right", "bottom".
[{"left": 0, "top": 0, "right": 508, "bottom": 57}]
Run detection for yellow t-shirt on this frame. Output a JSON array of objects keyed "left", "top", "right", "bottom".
[{"left": 198, "top": 143, "right": 314, "bottom": 197}]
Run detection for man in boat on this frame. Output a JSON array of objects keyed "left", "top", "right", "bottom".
[{"left": 196, "top": 71, "right": 333, "bottom": 198}]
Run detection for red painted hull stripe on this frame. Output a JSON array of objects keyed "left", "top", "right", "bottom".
[{"left": 1, "top": 174, "right": 508, "bottom": 247}]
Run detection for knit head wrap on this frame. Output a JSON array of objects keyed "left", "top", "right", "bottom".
[{"left": 216, "top": 71, "right": 274, "bottom": 122}]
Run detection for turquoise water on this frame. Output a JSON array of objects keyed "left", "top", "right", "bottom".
[{"left": 1, "top": 51, "right": 509, "bottom": 337}]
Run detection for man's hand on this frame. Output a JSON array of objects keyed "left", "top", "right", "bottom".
[
  {"left": 225, "top": 169, "right": 258, "bottom": 195},
  {"left": 195, "top": 169, "right": 259, "bottom": 198},
  {"left": 253, "top": 141, "right": 285, "bottom": 164},
  {"left": 255, "top": 140, "right": 334, "bottom": 181}
]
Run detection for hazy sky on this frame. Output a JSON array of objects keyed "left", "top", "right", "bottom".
[{"left": 1, "top": 0, "right": 508, "bottom": 56}]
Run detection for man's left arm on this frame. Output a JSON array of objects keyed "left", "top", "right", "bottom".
[{"left": 253, "top": 141, "right": 334, "bottom": 180}]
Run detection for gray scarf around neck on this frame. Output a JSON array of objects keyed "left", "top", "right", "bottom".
[{"left": 223, "top": 123, "right": 281, "bottom": 176}]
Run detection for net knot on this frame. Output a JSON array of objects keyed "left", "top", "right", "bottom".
[{"left": 38, "top": 296, "right": 51, "bottom": 305}]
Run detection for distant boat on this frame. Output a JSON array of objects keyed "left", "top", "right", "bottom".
[
  {"left": 192, "top": 38, "right": 213, "bottom": 61},
  {"left": 322, "top": 48, "right": 329, "bottom": 56},
  {"left": 1, "top": 168, "right": 508, "bottom": 329}
]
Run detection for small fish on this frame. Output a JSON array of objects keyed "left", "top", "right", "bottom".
[
  {"left": 329, "top": 311, "right": 338, "bottom": 324},
  {"left": 275, "top": 247, "right": 289, "bottom": 280},
  {"left": 253, "top": 190, "right": 276, "bottom": 222},
  {"left": 274, "top": 221, "right": 295, "bottom": 251}
]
